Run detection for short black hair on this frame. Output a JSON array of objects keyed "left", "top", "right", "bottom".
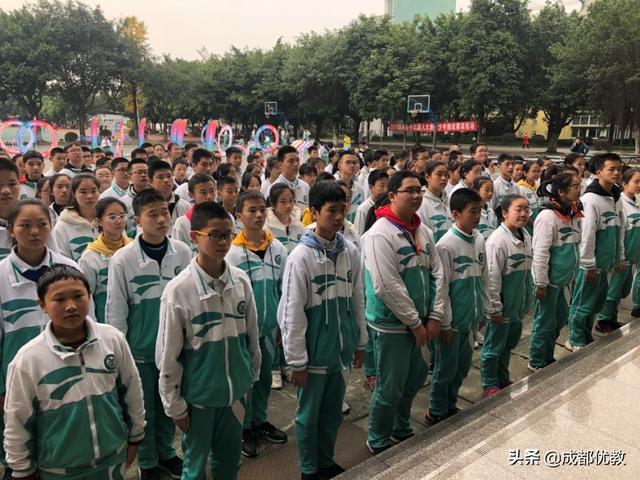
[
  {"left": 237, "top": 191, "right": 265, "bottom": 213},
  {"left": 460, "top": 159, "right": 479, "bottom": 179},
  {"left": 23, "top": 150, "right": 44, "bottom": 163},
  {"left": 37, "top": 264, "right": 90, "bottom": 301},
  {"left": 592, "top": 152, "right": 622, "bottom": 173},
  {"left": 50, "top": 147, "right": 64, "bottom": 157},
  {"left": 564, "top": 152, "right": 583, "bottom": 166},
  {"left": 277, "top": 145, "right": 297, "bottom": 162},
  {"left": 337, "top": 149, "right": 358, "bottom": 163},
  {"left": 140, "top": 142, "right": 153, "bottom": 149},
  {"left": 299, "top": 164, "right": 317, "bottom": 177},
  {"left": 188, "top": 173, "right": 216, "bottom": 193},
  {"left": 184, "top": 142, "right": 198, "bottom": 152},
  {"left": 128, "top": 157, "right": 148, "bottom": 170},
  {"left": 368, "top": 169, "right": 389, "bottom": 186},
  {"left": 130, "top": 148, "right": 147, "bottom": 160},
  {"left": 0, "top": 158, "right": 19, "bottom": 177},
  {"left": 148, "top": 160, "right": 172, "bottom": 179},
  {"left": 268, "top": 183, "right": 295, "bottom": 207},
  {"left": 96, "top": 197, "right": 127, "bottom": 220},
  {"left": 216, "top": 163, "right": 237, "bottom": 179},
  {"left": 225, "top": 146, "right": 242, "bottom": 158},
  {"left": 470, "top": 143, "right": 487, "bottom": 155},
  {"left": 307, "top": 145, "right": 318, "bottom": 154},
  {"left": 172, "top": 159, "right": 187, "bottom": 169},
  {"left": 95, "top": 157, "right": 110, "bottom": 168},
  {"left": 191, "top": 201, "right": 232, "bottom": 231},
  {"left": 217, "top": 175, "right": 238, "bottom": 190},
  {"left": 81, "top": 146, "right": 90, "bottom": 153},
  {"left": 132, "top": 188, "right": 167, "bottom": 216},
  {"left": 309, "top": 180, "right": 346, "bottom": 211},
  {"left": 497, "top": 153, "right": 513, "bottom": 164},
  {"left": 192, "top": 148, "right": 213, "bottom": 165},
  {"left": 388, "top": 170, "right": 419, "bottom": 193},
  {"left": 91, "top": 147, "right": 104, "bottom": 154},
  {"left": 450, "top": 188, "right": 482, "bottom": 213},
  {"left": 111, "top": 157, "right": 129, "bottom": 171},
  {"left": 316, "top": 172, "right": 334, "bottom": 182}
]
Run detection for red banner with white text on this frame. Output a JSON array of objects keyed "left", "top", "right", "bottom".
[{"left": 389, "top": 120, "right": 478, "bottom": 133}]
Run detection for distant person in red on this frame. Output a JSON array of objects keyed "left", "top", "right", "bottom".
[{"left": 522, "top": 133, "right": 530, "bottom": 149}]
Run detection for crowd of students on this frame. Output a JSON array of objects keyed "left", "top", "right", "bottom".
[{"left": 0, "top": 139, "right": 635, "bottom": 480}]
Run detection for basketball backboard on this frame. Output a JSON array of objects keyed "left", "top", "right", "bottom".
[
  {"left": 407, "top": 95, "right": 431, "bottom": 114},
  {"left": 265, "top": 101, "right": 278, "bottom": 116}
]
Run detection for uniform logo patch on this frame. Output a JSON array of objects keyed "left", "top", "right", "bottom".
[
  {"left": 274, "top": 255, "right": 282, "bottom": 265},
  {"left": 347, "top": 270, "right": 353, "bottom": 283},
  {"left": 478, "top": 252, "right": 485, "bottom": 264},
  {"left": 175, "top": 266, "right": 182, "bottom": 275},
  {"left": 237, "top": 300, "right": 246, "bottom": 315},
  {"left": 104, "top": 354, "right": 116, "bottom": 372}
]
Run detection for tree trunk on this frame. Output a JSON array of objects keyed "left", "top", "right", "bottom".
[
  {"left": 635, "top": 127, "right": 640, "bottom": 154},
  {"left": 78, "top": 110, "right": 86, "bottom": 144},
  {"left": 131, "top": 84, "right": 139, "bottom": 132}
]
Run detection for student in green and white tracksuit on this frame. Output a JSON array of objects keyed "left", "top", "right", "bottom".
[
  {"left": 473, "top": 177, "right": 498, "bottom": 239},
  {"left": 156, "top": 255, "right": 261, "bottom": 480},
  {"left": 364, "top": 174, "right": 446, "bottom": 451},
  {"left": 596, "top": 168, "right": 640, "bottom": 326},
  {"left": 428, "top": 188, "right": 490, "bottom": 423},
  {"left": 79, "top": 198, "right": 131, "bottom": 324},
  {"left": 106, "top": 189, "right": 191, "bottom": 476},
  {"left": 528, "top": 173, "right": 582, "bottom": 369},
  {"left": 265, "top": 202, "right": 305, "bottom": 253},
  {"left": 51, "top": 208, "right": 98, "bottom": 262},
  {"left": 278, "top": 181, "right": 366, "bottom": 478},
  {"left": 226, "top": 192, "right": 289, "bottom": 452},
  {"left": 5, "top": 317, "right": 145, "bottom": 480},
  {"left": 481, "top": 202, "right": 533, "bottom": 395},
  {"left": 418, "top": 186, "right": 452, "bottom": 243},
  {"left": 568, "top": 154, "right": 625, "bottom": 349}
]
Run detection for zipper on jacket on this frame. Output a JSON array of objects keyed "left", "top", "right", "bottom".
[
  {"left": 224, "top": 335, "right": 233, "bottom": 405},
  {"left": 80, "top": 352, "right": 100, "bottom": 464}
]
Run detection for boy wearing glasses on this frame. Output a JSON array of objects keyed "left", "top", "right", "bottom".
[
  {"left": 364, "top": 170, "right": 445, "bottom": 454},
  {"left": 100, "top": 157, "right": 130, "bottom": 200},
  {"left": 156, "top": 201, "right": 261, "bottom": 480},
  {"left": 121, "top": 158, "right": 150, "bottom": 238},
  {"left": 106, "top": 188, "right": 191, "bottom": 479},
  {"left": 226, "top": 191, "right": 289, "bottom": 458}
]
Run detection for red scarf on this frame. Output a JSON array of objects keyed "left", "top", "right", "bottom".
[
  {"left": 376, "top": 204, "right": 422, "bottom": 251},
  {"left": 185, "top": 205, "right": 196, "bottom": 220}
]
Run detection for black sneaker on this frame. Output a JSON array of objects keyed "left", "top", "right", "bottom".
[
  {"left": 3, "top": 468, "right": 12, "bottom": 480},
  {"left": 140, "top": 467, "right": 164, "bottom": 480},
  {"left": 254, "top": 421, "right": 288, "bottom": 444},
  {"left": 425, "top": 412, "right": 446, "bottom": 426},
  {"left": 595, "top": 321, "right": 616, "bottom": 334},
  {"left": 366, "top": 440, "right": 391, "bottom": 455},
  {"left": 318, "top": 463, "right": 346, "bottom": 479},
  {"left": 242, "top": 429, "right": 259, "bottom": 458},
  {"left": 632, "top": 307, "right": 640, "bottom": 318},
  {"left": 447, "top": 407, "right": 461, "bottom": 417},
  {"left": 301, "top": 473, "right": 320, "bottom": 480},
  {"left": 158, "top": 456, "right": 183, "bottom": 479}
]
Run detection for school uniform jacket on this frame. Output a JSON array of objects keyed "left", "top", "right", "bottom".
[
  {"left": 306, "top": 221, "right": 360, "bottom": 249},
  {"left": 78, "top": 249, "right": 113, "bottom": 324},
  {"left": 532, "top": 207, "right": 581, "bottom": 289},
  {"left": 479, "top": 206, "right": 498, "bottom": 240},
  {"left": 4, "top": 319, "right": 145, "bottom": 478},
  {"left": 51, "top": 209, "right": 98, "bottom": 262},
  {"left": 267, "top": 175, "right": 310, "bottom": 213},
  {"left": 492, "top": 176, "right": 519, "bottom": 209},
  {"left": 354, "top": 197, "right": 375, "bottom": 236},
  {"left": 485, "top": 224, "right": 533, "bottom": 321},
  {"left": 226, "top": 239, "right": 288, "bottom": 337},
  {"left": 99, "top": 182, "right": 128, "bottom": 200},
  {"left": 277, "top": 232, "right": 367, "bottom": 375},
  {"left": 105, "top": 235, "right": 191, "bottom": 364},
  {"left": 418, "top": 189, "right": 453, "bottom": 243},
  {"left": 264, "top": 208, "right": 306, "bottom": 253},
  {"left": 579, "top": 183, "right": 625, "bottom": 272},
  {"left": 621, "top": 193, "right": 640, "bottom": 264},
  {"left": 156, "top": 258, "right": 260, "bottom": 418},
  {"left": 363, "top": 217, "right": 447, "bottom": 334},
  {"left": 172, "top": 214, "right": 197, "bottom": 257},
  {"left": 436, "top": 226, "right": 491, "bottom": 332}
]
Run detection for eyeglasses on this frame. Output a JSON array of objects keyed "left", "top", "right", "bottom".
[
  {"left": 343, "top": 160, "right": 359, "bottom": 166},
  {"left": 104, "top": 214, "right": 127, "bottom": 223},
  {"left": 397, "top": 188, "right": 423, "bottom": 196},
  {"left": 131, "top": 170, "right": 148, "bottom": 177},
  {"left": 192, "top": 230, "right": 236, "bottom": 242},
  {"left": 114, "top": 168, "right": 129, "bottom": 174}
]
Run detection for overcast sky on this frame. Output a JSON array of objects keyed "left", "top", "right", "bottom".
[{"left": 3, "top": 0, "right": 384, "bottom": 59}]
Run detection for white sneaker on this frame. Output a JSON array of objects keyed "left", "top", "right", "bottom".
[
  {"left": 527, "top": 363, "right": 541, "bottom": 372},
  {"left": 564, "top": 341, "right": 582, "bottom": 352},
  {"left": 342, "top": 401, "right": 351, "bottom": 415},
  {"left": 271, "top": 370, "right": 283, "bottom": 390}
]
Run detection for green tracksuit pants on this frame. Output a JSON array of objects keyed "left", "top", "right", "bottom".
[
  {"left": 295, "top": 371, "right": 346, "bottom": 475},
  {"left": 181, "top": 401, "right": 245, "bottom": 480},
  {"left": 40, "top": 463, "right": 126, "bottom": 480},
  {"left": 137, "top": 363, "right": 177, "bottom": 470},
  {"left": 597, "top": 264, "right": 633, "bottom": 323},
  {"left": 529, "top": 285, "right": 570, "bottom": 368},
  {"left": 480, "top": 318, "right": 523, "bottom": 389},
  {"left": 363, "top": 326, "right": 378, "bottom": 377},
  {"left": 429, "top": 330, "right": 473, "bottom": 418},
  {"left": 367, "top": 332, "right": 429, "bottom": 448},
  {"left": 632, "top": 267, "right": 640, "bottom": 309},
  {"left": 244, "top": 335, "right": 274, "bottom": 429},
  {"left": 568, "top": 270, "right": 609, "bottom": 347}
]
